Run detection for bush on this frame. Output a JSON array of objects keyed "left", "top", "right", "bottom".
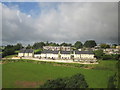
[
  {"left": 102, "top": 54, "right": 120, "bottom": 60},
  {"left": 40, "top": 73, "right": 88, "bottom": 88},
  {"left": 107, "top": 74, "right": 117, "bottom": 88}
]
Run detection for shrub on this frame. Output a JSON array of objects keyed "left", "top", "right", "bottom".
[{"left": 40, "top": 73, "right": 88, "bottom": 88}]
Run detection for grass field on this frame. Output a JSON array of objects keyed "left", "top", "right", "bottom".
[
  {"left": 4, "top": 54, "right": 17, "bottom": 58},
  {"left": 2, "top": 60, "right": 117, "bottom": 88}
]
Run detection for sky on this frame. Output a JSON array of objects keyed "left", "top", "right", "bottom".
[{"left": 1, "top": 2, "right": 118, "bottom": 45}]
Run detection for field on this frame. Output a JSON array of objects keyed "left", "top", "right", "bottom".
[{"left": 2, "top": 60, "right": 117, "bottom": 88}]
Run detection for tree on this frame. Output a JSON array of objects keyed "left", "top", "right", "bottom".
[
  {"left": 2, "top": 48, "right": 15, "bottom": 57},
  {"left": 60, "top": 42, "right": 72, "bottom": 46},
  {"left": 74, "top": 41, "right": 83, "bottom": 49},
  {"left": 93, "top": 50, "right": 104, "bottom": 59},
  {"left": 26, "top": 44, "right": 32, "bottom": 49},
  {"left": 84, "top": 40, "right": 97, "bottom": 48},
  {"left": 100, "top": 44, "right": 110, "bottom": 49},
  {"left": 40, "top": 73, "right": 88, "bottom": 88},
  {"left": 107, "top": 74, "right": 117, "bottom": 88},
  {"left": 14, "top": 43, "right": 23, "bottom": 50},
  {"left": 33, "top": 42, "right": 45, "bottom": 49}
]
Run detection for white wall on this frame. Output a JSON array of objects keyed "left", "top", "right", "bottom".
[
  {"left": 81, "top": 54, "right": 94, "bottom": 59},
  {"left": 18, "top": 53, "right": 24, "bottom": 57},
  {"left": 34, "top": 54, "right": 41, "bottom": 58},
  {"left": 74, "top": 54, "right": 81, "bottom": 59},
  {"left": 60, "top": 54, "right": 71, "bottom": 59}
]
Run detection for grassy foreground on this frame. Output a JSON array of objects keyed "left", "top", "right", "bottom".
[{"left": 2, "top": 60, "right": 117, "bottom": 88}]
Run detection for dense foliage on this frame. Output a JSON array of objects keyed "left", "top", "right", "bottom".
[
  {"left": 94, "top": 50, "right": 104, "bottom": 59},
  {"left": 2, "top": 43, "right": 22, "bottom": 58},
  {"left": 74, "top": 41, "right": 83, "bottom": 49},
  {"left": 40, "top": 73, "right": 88, "bottom": 88},
  {"left": 107, "top": 73, "right": 117, "bottom": 88},
  {"left": 94, "top": 50, "right": 120, "bottom": 60},
  {"left": 100, "top": 44, "right": 110, "bottom": 49},
  {"left": 33, "top": 42, "right": 45, "bottom": 49},
  {"left": 84, "top": 40, "right": 97, "bottom": 48}
]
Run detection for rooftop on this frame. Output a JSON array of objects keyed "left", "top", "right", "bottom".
[{"left": 19, "top": 49, "right": 34, "bottom": 53}]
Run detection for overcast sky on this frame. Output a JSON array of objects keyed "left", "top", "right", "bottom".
[{"left": 1, "top": 2, "right": 118, "bottom": 45}]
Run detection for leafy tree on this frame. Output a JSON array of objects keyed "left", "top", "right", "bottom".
[
  {"left": 26, "top": 44, "right": 32, "bottom": 49},
  {"left": 107, "top": 73, "right": 117, "bottom": 88},
  {"left": 60, "top": 42, "right": 72, "bottom": 46},
  {"left": 33, "top": 42, "right": 45, "bottom": 49},
  {"left": 84, "top": 40, "right": 97, "bottom": 48},
  {"left": 93, "top": 50, "right": 104, "bottom": 59},
  {"left": 102, "top": 54, "right": 113, "bottom": 60},
  {"left": 74, "top": 41, "right": 83, "bottom": 49},
  {"left": 48, "top": 42, "right": 58, "bottom": 46},
  {"left": 2, "top": 48, "right": 15, "bottom": 57},
  {"left": 100, "top": 44, "right": 110, "bottom": 49},
  {"left": 14, "top": 43, "right": 23, "bottom": 50},
  {"left": 40, "top": 73, "right": 88, "bottom": 88},
  {"left": 102, "top": 54, "right": 120, "bottom": 60},
  {"left": 4, "top": 45, "right": 14, "bottom": 50}
]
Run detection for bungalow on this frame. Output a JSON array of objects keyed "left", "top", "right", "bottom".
[{"left": 18, "top": 49, "right": 34, "bottom": 57}]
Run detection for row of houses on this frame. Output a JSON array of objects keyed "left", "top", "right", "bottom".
[
  {"left": 18, "top": 49, "right": 97, "bottom": 62},
  {"left": 43, "top": 46, "right": 73, "bottom": 51}
]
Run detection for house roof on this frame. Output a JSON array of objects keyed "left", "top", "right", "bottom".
[
  {"left": 60, "top": 51, "right": 71, "bottom": 54},
  {"left": 19, "top": 49, "right": 34, "bottom": 53},
  {"left": 41, "top": 50, "right": 59, "bottom": 54},
  {"left": 75, "top": 51, "right": 94, "bottom": 54}
]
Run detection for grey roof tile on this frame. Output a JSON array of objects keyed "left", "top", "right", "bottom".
[{"left": 75, "top": 51, "right": 94, "bottom": 54}]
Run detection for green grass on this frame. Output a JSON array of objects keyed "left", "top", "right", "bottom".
[
  {"left": 2, "top": 60, "right": 117, "bottom": 88},
  {"left": 4, "top": 54, "right": 17, "bottom": 58},
  {"left": 83, "top": 60, "right": 117, "bottom": 71},
  {"left": 34, "top": 49, "right": 42, "bottom": 54}
]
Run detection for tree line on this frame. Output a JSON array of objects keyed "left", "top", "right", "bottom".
[
  {"left": 30, "top": 40, "right": 97, "bottom": 49},
  {"left": 1, "top": 40, "right": 119, "bottom": 58}
]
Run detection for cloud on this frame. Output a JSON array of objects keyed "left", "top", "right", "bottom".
[{"left": 2, "top": 2, "right": 118, "bottom": 45}]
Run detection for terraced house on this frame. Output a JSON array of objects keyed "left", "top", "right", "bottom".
[
  {"left": 18, "top": 47, "right": 97, "bottom": 62},
  {"left": 18, "top": 49, "right": 34, "bottom": 57},
  {"left": 43, "top": 46, "right": 73, "bottom": 51}
]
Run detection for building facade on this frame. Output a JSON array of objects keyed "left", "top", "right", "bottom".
[
  {"left": 18, "top": 49, "right": 34, "bottom": 57},
  {"left": 18, "top": 49, "right": 97, "bottom": 62},
  {"left": 43, "top": 46, "right": 73, "bottom": 51}
]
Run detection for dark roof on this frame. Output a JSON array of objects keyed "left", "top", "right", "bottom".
[
  {"left": 41, "top": 50, "right": 59, "bottom": 54},
  {"left": 75, "top": 51, "right": 94, "bottom": 54},
  {"left": 19, "top": 49, "right": 34, "bottom": 53},
  {"left": 53, "top": 51, "right": 59, "bottom": 54},
  {"left": 60, "top": 51, "right": 71, "bottom": 54},
  {"left": 19, "top": 49, "right": 26, "bottom": 53}
]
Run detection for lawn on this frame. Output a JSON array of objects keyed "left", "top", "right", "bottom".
[
  {"left": 2, "top": 60, "right": 117, "bottom": 88},
  {"left": 4, "top": 54, "right": 17, "bottom": 58}
]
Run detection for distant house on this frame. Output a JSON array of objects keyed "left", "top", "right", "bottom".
[
  {"left": 60, "top": 51, "right": 72, "bottom": 59},
  {"left": 103, "top": 48, "right": 119, "bottom": 54},
  {"left": 40, "top": 50, "right": 59, "bottom": 59},
  {"left": 43, "top": 46, "right": 73, "bottom": 51},
  {"left": 38, "top": 50, "right": 96, "bottom": 61},
  {"left": 74, "top": 51, "right": 96, "bottom": 60},
  {"left": 116, "top": 46, "right": 120, "bottom": 49},
  {"left": 18, "top": 49, "right": 34, "bottom": 57}
]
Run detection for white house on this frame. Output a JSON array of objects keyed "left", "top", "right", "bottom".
[
  {"left": 43, "top": 46, "right": 73, "bottom": 51},
  {"left": 40, "top": 50, "right": 59, "bottom": 59},
  {"left": 60, "top": 51, "right": 72, "bottom": 59},
  {"left": 34, "top": 54, "right": 41, "bottom": 58},
  {"left": 74, "top": 51, "right": 96, "bottom": 62},
  {"left": 74, "top": 51, "right": 95, "bottom": 59},
  {"left": 18, "top": 49, "right": 34, "bottom": 57}
]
